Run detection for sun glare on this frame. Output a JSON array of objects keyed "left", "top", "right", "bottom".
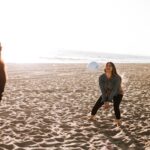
[{"left": 2, "top": 45, "right": 60, "bottom": 63}]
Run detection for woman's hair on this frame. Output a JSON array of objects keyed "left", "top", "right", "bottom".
[{"left": 105, "top": 62, "right": 118, "bottom": 76}]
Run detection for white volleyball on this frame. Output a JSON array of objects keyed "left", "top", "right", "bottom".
[{"left": 87, "top": 61, "right": 99, "bottom": 72}]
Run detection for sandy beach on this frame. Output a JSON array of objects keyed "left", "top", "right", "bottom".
[{"left": 0, "top": 63, "right": 150, "bottom": 150}]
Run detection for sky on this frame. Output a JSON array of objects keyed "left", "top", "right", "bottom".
[{"left": 0, "top": 0, "right": 150, "bottom": 62}]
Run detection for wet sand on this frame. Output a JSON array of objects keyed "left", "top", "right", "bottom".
[{"left": 0, "top": 63, "right": 150, "bottom": 150}]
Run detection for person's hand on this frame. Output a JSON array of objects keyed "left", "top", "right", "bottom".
[{"left": 103, "top": 102, "right": 110, "bottom": 110}]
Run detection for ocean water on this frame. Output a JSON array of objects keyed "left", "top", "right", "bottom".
[
  {"left": 38, "top": 51, "right": 150, "bottom": 63},
  {"left": 5, "top": 50, "right": 150, "bottom": 63}
]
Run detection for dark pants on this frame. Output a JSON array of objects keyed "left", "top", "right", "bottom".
[{"left": 91, "top": 94, "right": 123, "bottom": 119}]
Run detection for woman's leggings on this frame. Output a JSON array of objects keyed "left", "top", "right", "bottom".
[{"left": 91, "top": 94, "right": 123, "bottom": 119}]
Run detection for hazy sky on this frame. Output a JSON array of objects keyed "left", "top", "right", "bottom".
[{"left": 0, "top": 0, "right": 150, "bottom": 62}]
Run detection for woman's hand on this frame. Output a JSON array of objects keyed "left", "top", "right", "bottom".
[{"left": 103, "top": 102, "right": 110, "bottom": 110}]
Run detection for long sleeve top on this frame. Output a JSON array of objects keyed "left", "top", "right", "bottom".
[{"left": 99, "top": 73, "right": 123, "bottom": 102}]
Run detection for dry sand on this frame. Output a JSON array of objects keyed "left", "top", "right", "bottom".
[{"left": 0, "top": 63, "right": 150, "bottom": 150}]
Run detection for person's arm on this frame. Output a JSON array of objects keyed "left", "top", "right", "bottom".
[
  {"left": 0, "top": 42, "right": 2, "bottom": 51},
  {"left": 99, "top": 75, "right": 107, "bottom": 102},
  {"left": 0, "top": 43, "right": 2, "bottom": 59},
  {"left": 108, "top": 76, "right": 121, "bottom": 101}
]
